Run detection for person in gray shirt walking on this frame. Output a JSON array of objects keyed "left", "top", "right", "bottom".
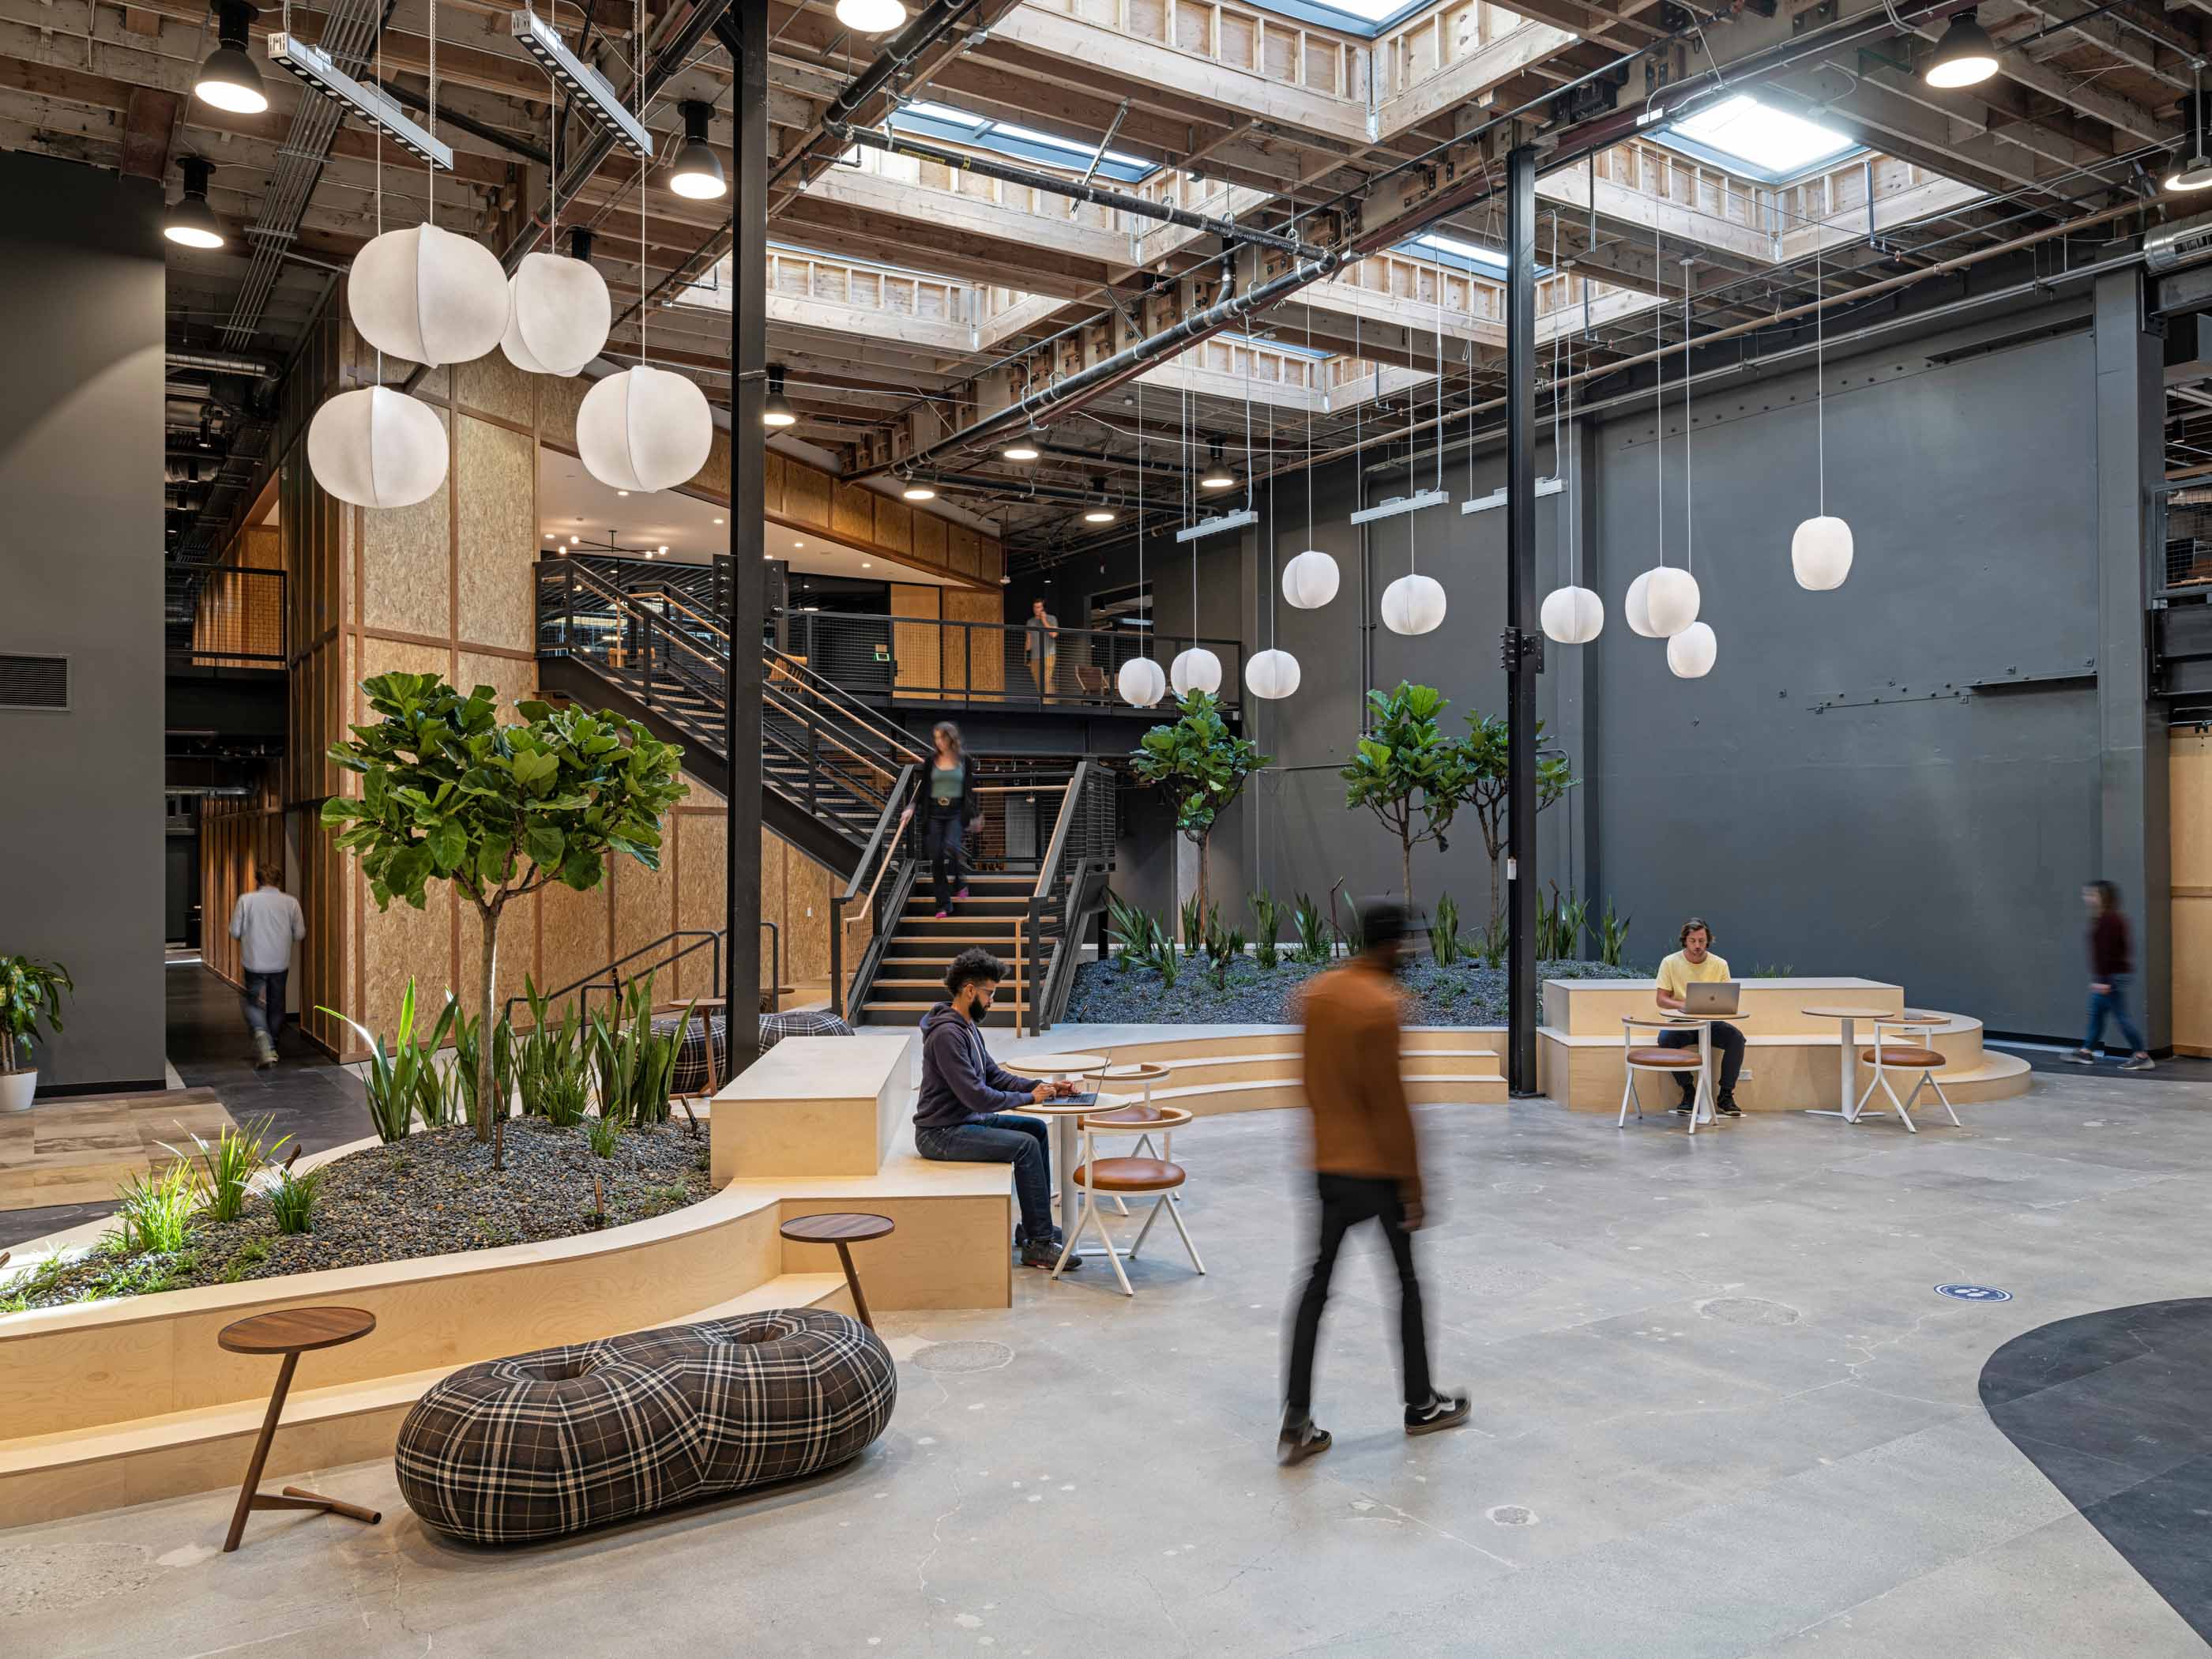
[
  {"left": 230, "top": 866, "right": 305, "bottom": 1069},
  {"left": 1025, "top": 598, "right": 1058, "bottom": 702}
]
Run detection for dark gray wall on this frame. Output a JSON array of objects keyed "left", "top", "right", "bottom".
[{"left": 0, "top": 153, "right": 166, "bottom": 1089}]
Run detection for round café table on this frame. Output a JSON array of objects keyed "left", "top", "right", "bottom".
[
  {"left": 779, "top": 1212, "right": 894, "bottom": 1330},
  {"left": 1801, "top": 1008, "right": 1941, "bottom": 1124},
  {"left": 1657, "top": 1011, "right": 1755, "bottom": 1133},
  {"left": 216, "top": 1306, "right": 384, "bottom": 1552},
  {"left": 1006, "top": 1051, "right": 1106, "bottom": 1209}
]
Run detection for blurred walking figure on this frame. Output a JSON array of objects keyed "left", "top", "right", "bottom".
[
  {"left": 229, "top": 864, "right": 303, "bottom": 1070},
  {"left": 900, "top": 722, "right": 982, "bottom": 920},
  {"left": 1280, "top": 898, "right": 1468, "bottom": 1465},
  {"left": 2070, "top": 880, "right": 2155, "bottom": 1072}
]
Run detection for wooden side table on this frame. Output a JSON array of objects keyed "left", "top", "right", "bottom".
[
  {"left": 781, "top": 1212, "right": 895, "bottom": 1330},
  {"left": 216, "top": 1305, "right": 383, "bottom": 1552}
]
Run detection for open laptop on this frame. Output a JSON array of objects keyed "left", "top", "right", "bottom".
[{"left": 1680, "top": 980, "right": 1742, "bottom": 1017}]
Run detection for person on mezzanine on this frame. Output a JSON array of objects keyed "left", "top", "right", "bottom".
[{"left": 1653, "top": 916, "right": 1744, "bottom": 1119}]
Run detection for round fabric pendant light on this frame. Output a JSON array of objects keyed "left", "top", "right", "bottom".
[
  {"left": 1244, "top": 648, "right": 1301, "bottom": 700},
  {"left": 1792, "top": 514, "right": 1855, "bottom": 591},
  {"left": 1170, "top": 647, "right": 1222, "bottom": 698},
  {"left": 1540, "top": 585, "right": 1604, "bottom": 645},
  {"left": 1642, "top": 566, "right": 1701, "bottom": 637},
  {"left": 502, "top": 251, "right": 611, "bottom": 377},
  {"left": 1118, "top": 656, "right": 1168, "bottom": 709},
  {"left": 1281, "top": 549, "right": 1339, "bottom": 609},
  {"left": 577, "top": 364, "right": 713, "bottom": 493},
  {"left": 1624, "top": 570, "right": 1660, "bottom": 638},
  {"left": 1666, "top": 621, "right": 1717, "bottom": 679},
  {"left": 834, "top": 0, "right": 907, "bottom": 32},
  {"left": 1380, "top": 573, "right": 1446, "bottom": 636},
  {"left": 307, "top": 386, "right": 447, "bottom": 510},
  {"left": 350, "top": 223, "right": 511, "bottom": 367}
]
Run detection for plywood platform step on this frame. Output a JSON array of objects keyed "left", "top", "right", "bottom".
[
  {"left": 1149, "top": 1074, "right": 1507, "bottom": 1114},
  {"left": 0, "top": 1273, "right": 852, "bottom": 1529}
]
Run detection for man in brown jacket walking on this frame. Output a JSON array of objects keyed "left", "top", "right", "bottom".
[{"left": 1280, "top": 899, "right": 1468, "bottom": 1465}]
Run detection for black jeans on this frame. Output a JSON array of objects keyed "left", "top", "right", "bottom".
[
  {"left": 921, "top": 810, "right": 966, "bottom": 911},
  {"left": 242, "top": 968, "right": 287, "bottom": 1051},
  {"left": 1285, "top": 1173, "right": 1433, "bottom": 1413},
  {"left": 1657, "top": 1020, "right": 1744, "bottom": 1104},
  {"left": 915, "top": 1112, "right": 1051, "bottom": 1240}
]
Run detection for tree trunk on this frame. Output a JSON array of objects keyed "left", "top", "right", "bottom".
[
  {"left": 475, "top": 902, "right": 501, "bottom": 1149},
  {"left": 1401, "top": 837, "right": 1414, "bottom": 907},
  {"left": 1193, "top": 831, "right": 1210, "bottom": 931},
  {"left": 1488, "top": 852, "right": 1501, "bottom": 932}
]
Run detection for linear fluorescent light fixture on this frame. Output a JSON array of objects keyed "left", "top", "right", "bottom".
[
  {"left": 1460, "top": 477, "right": 1566, "bottom": 515},
  {"left": 1349, "top": 488, "right": 1450, "bottom": 525},
  {"left": 266, "top": 33, "right": 453, "bottom": 171},
  {"left": 1176, "top": 508, "right": 1257, "bottom": 544},
  {"left": 510, "top": 9, "right": 654, "bottom": 160}
]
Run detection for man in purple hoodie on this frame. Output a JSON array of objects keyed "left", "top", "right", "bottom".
[{"left": 912, "top": 948, "right": 1084, "bottom": 1270}]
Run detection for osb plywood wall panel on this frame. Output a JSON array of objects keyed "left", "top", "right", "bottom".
[
  {"left": 696, "top": 423, "right": 731, "bottom": 502},
  {"left": 613, "top": 852, "right": 680, "bottom": 990},
  {"left": 538, "top": 372, "right": 586, "bottom": 452},
  {"left": 454, "top": 415, "right": 537, "bottom": 651},
  {"left": 891, "top": 584, "right": 942, "bottom": 696},
  {"left": 783, "top": 848, "right": 836, "bottom": 984},
  {"left": 674, "top": 808, "right": 726, "bottom": 1005},
  {"left": 359, "top": 407, "right": 452, "bottom": 638},
  {"left": 2172, "top": 739, "right": 2212, "bottom": 1054},
  {"left": 539, "top": 878, "right": 614, "bottom": 1020},
  {"left": 453, "top": 351, "right": 535, "bottom": 430},
  {"left": 942, "top": 589, "right": 1003, "bottom": 692},
  {"left": 296, "top": 811, "right": 349, "bottom": 1052},
  {"left": 457, "top": 890, "right": 534, "bottom": 1021},
  {"left": 457, "top": 650, "right": 539, "bottom": 717},
  {"left": 361, "top": 884, "right": 454, "bottom": 1032}
]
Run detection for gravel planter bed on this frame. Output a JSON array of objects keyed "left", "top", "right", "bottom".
[
  {"left": 1064, "top": 956, "right": 1642, "bottom": 1026},
  {"left": 2, "top": 1119, "right": 713, "bottom": 1313}
]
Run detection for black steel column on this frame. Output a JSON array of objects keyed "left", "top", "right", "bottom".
[
  {"left": 1504, "top": 143, "right": 1539, "bottom": 1096},
  {"left": 724, "top": 0, "right": 767, "bottom": 1079}
]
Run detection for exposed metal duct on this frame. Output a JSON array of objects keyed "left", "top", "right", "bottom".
[
  {"left": 902, "top": 470, "right": 1142, "bottom": 508},
  {"left": 2147, "top": 210, "right": 2212, "bottom": 273},
  {"left": 769, "top": 0, "right": 986, "bottom": 196},
  {"left": 168, "top": 349, "right": 277, "bottom": 377},
  {"left": 825, "top": 122, "right": 1328, "bottom": 261}
]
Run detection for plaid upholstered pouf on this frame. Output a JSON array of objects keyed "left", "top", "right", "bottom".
[
  {"left": 657, "top": 1010, "right": 856, "bottom": 1097},
  {"left": 393, "top": 1309, "right": 896, "bottom": 1544}
]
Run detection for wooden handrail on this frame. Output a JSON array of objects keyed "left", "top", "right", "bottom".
[{"left": 842, "top": 810, "right": 912, "bottom": 931}]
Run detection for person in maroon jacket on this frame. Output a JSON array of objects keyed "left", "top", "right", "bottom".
[{"left": 2070, "top": 880, "right": 2155, "bottom": 1071}]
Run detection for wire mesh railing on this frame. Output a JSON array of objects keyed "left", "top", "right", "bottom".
[
  {"left": 169, "top": 564, "right": 285, "bottom": 665},
  {"left": 2162, "top": 487, "right": 2212, "bottom": 596}
]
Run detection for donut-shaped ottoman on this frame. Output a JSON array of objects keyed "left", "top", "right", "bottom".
[{"left": 394, "top": 1308, "right": 896, "bottom": 1544}]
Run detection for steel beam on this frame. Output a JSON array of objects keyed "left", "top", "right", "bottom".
[{"left": 1506, "top": 142, "right": 1539, "bottom": 1097}]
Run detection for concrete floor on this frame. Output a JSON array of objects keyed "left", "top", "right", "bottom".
[{"left": 6, "top": 1057, "right": 2210, "bottom": 1655}]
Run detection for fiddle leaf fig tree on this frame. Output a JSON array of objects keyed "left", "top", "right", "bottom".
[
  {"left": 1462, "top": 712, "right": 1578, "bottom": 930},
  {"left": 1341, "top": 682, "right": 1477, "bottom": 906},
  {"left": 1129, "top": 689, "right": 1270, "bottom": 924},
  {"left": 321, "top": 674, "right": 687, "bottom": 1161}
]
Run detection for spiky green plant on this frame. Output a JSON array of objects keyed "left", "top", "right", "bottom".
[
  {"left": 1248, "top": 890, "right": 1282, "bottom": 969},
  {"left": 585, "top": 1112, "right": 621, "bottom": 1158},
  {"left": 160, "top": 1113, "right": 287, "bottom": 1224},
  {"left": 1429, "top": 893, "right": 1464, "bottom": 968},
  {"left": 1597, "top": 900, "right": 1631, "bottom": 969},
  {"left": 1292, "top": 893, "right": 1331, "bottom": 965},
  {"left": 318, "top": 979, "right": 458, "bottom": 1144},
  {"left": 110, "top": 1161, "right": 200, "bottom": 1255},
  {"left": 514, "top": 978, "right": 590, "bottom": 1123},
  {"left": 1480, "top": 910, "right": 1509, "bottom": 970},
  {"left": 267, "top": 1164, "right": 326, "bottom": 1235},
  {"left": 1202, "top": 909, "right": 1244, "bottom": 990},
  {"left": 1179, "top": 895, "right": 1205, "bottom": 958},
  {"left": 1105, "top": 892, "right": 1160, "bottom": 972},
  {"left": 1142, "top": 931, "right": 1180, "bottom": 991},
  {"left": 1556, "top": 890, "right": 1589, "bottom": 962}
]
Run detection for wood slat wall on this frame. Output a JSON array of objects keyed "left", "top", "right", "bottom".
[{"left": 2172, "top": 734, "right": 2212, "bottom": 1055}]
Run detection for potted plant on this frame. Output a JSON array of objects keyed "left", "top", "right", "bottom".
[{"left": 0, "top": 956, "right": 72, "bottom": 1111}]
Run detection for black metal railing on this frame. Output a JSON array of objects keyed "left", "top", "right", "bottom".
[
  {"left": 1017, "top": 760, "right": 1116, "bottom": 1034},
  {"left": 2161, "top": 487, "right": 2212, "bottom": 596},
  {"left": 168, "top": 562, "right": 286, "bottom": 665},
  {"left": 784, "top": 608, "right": 1243, "bottom": 711}
]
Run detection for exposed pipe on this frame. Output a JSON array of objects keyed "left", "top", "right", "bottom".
[
  {"left": 824, "top": 122, "right": 1329, "bottom": 261},
  {"left": 862, "top": 248, "right": 1339, "bottom": 482},
  {"left": 168, "top": 349, "right": 278, "bottom": 377},
  {"left": 904, "top": 469, "right": 1143, "bottom": 507},
  {"left": 768, "top": 0, "right": 986, "bottom": 197}
]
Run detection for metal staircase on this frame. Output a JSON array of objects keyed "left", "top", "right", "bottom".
[{"left": 536, "top": 555, "right": 927, "bottom": 876}]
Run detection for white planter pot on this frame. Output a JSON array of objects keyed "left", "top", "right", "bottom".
[{"left": 0, "top": 1069, "right": 33, "bottom": 1112}]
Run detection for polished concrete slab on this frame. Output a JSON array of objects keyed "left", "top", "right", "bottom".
[{"left": 4, "top": 1061, "right": 2210, "bottom": 1655}]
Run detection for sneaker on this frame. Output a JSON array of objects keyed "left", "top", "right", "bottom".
[
  {"left": 2123, "top": 1054, "right": 2156, "bottom": 1072},
  {"left": 955, "top": 887, "right": 971, "bottom": 901},
  {"left": 934, "top": 909, "right": 950, "bottom": 920},
  {"left": 1672, "top": 1099, "right": 1695, "bottom": 1115},
  {"left": 1405, "top": 1391, "right": 1472, "bottom": 1435},
  {"left": 1021, "top": 1240, "right": 1078, "bottom": 1270},
  {"left": 1715, "top": 1099, "right": 1743, "bottom": 1118},
  {"left": 2066, "top": 1048, "right": 2098, "bottom": 1065},
  {"left": 1277, "top": 1417, "right": 1333, "bottom": 1466}
]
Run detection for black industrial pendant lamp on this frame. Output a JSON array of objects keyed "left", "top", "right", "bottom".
[
  {"left": 2169, "top": 66, "right": 2212, "bottom": 192},
  {"left": 762, "top": 365, "right": 798, "bottom": 428},
  {"left": 164, "top": 156, "right": 227, "bottom": 249},
  {"left": 668, "top": 100, "right": 726, "bottom": 200},
  {"left": 194, "top": 1, "right": 268, "bottom": 114},
  {"left": 1003, "top": 429, "right": 1041, "bottom": 461},
  {"left": 1082, "top": 476, "right": 1115, "bottom": 525},
  {"left": 901, "top": 478, "right": 937, "bottom": 501},
  {"left": 1923, "top": 6, "right": 1999, "bottom": 89},
  {"left": 1199, "top": 438, "right": 1236, "bottom": 490}
]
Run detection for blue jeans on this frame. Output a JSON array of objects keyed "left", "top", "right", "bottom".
[
  {"left": 2086, "top": 974, "right": 2146, "bottom": 1055},
  {"left": 243, "top": 969, "right": 287, "bottom": 1050},
  {"left": 916, "top": 1112, "right": 1051, "bottom": 1240}
]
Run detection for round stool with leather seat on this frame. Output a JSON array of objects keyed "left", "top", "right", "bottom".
[
  {"left": 1852, "top": 1018, "right": 1958, "bottom": 1132},
  {"left": 1052, "top": 1103, "right": 1202, "bottom": 1296},
  {"left": 1618, "top": 1016, "right": 1713, "bottom": 1130}
]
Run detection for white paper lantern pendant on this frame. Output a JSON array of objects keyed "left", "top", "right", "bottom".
[
  {"left": 1641, "top": 566, "right": 1700, "bottom": 637},
  {"left": 307, "top": 386, "right": 448, "bottom": 509},
  {"left": 1793, "top": 515, "right": 1854, "bottom": 591},
  {"left": 1244, "top": 648, "right": 1301, "bottom": 700},
  {"left": 1667, "top": 620, "right": 1717, "bottom": 679},
  {"left": 577, "top": 363, "right": 713, "bottom": 493},
  {"left": 1118, "top": 656, "right": 1168, "bottom": 709},
  {"left": 1540, "top": 585, "right": 1604, "bottom": 645},
  {"left": 349, "top": 223, "right": 511, "bottom": 367},
  {"left": 1381, "top": 573, "right": 1446, "bottom": 636},
  {"left": 502, "top": 248, "right": 611, "bottom": 378},
  {"left": 1281, "top": 549, "right": 1339, "bottom": 610},
  {"left": 1169, "top": 647, "right": 1223, "bottom": 698}
]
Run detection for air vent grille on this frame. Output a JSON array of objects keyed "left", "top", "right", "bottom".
[{"left": 0, "top": 654, "right": 69, "bottom": 710}]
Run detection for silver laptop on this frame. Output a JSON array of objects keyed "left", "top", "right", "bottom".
[{"left": 1680, "top": 980, "right": 1741, "bottom": 1017}]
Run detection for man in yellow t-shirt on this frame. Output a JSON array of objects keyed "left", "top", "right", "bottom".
[{"left": 1653, "top": 917, "right": 1743, "bottom": 1117}]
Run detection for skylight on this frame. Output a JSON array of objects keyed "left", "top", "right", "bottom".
[
  {"left": 889, "top": 101, "right": 1155, "bottom": 184},
  {"left": 1661, "top": 95, "right": 1857, "bottom": 181},
  {"left": 1250, "top": 0, "right": 1431, "bottom": 33},
  {"left": 1409, "top": 231, "right": 1507, "bottom": 273}
]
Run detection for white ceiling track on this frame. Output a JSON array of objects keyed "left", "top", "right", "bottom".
[
  {"left": 268, "top": 33, "right": 453, "bottom": 171},
  {"left": 1176, "top": 508, "right": 1258, "bottom": 543},
  {"left": 1349, "top": 488, "right": 1450, "bottom": 525},
  {"left": 1460, "top": 476, "right": 1566, "bottom": 515}
]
